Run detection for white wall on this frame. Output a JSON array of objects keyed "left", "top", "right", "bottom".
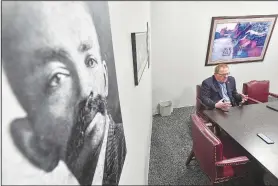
[
  {"left": 151, "top": 1, "right": 278, "bottom": 114},
  {"left": 108, "top": 2, "right": 152, "bottom": 185}
]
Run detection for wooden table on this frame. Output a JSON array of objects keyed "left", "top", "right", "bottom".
[{"left": 203, "top": 102, "right": 278, "bottom": 180}]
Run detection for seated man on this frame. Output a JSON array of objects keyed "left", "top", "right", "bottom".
[{"left": 201, "top": 64, "right": 248, "bottom": 110}]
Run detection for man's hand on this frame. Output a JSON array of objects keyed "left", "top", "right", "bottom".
[
  {"left": 215, "top": 99, "right": 232, "bottom": 110},
  {"left": 239, "top": 93, "right": 248, "bottom": 104}
]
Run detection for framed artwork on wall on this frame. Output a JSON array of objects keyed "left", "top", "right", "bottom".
[
  {"left": 205, "top": 14, "right": 277, "bottom": 66},
  {"left": 131, "top": 29, "right": 149, "bottom": 86}
]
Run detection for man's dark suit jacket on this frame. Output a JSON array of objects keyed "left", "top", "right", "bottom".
[{"left": 200, "top": 75, "right": 242, "bottom": 109}]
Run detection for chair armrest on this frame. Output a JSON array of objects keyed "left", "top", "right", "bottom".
[
  {"left": 215, "top": 156, "right": 249, "bottom": 166},
  {"left": 247, "top": 97, "right": 262, "bottom": 104},
  {"left": 269, "top": 92, "right": 278, "bottom": 98}
]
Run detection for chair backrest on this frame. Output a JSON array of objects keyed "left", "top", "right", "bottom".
[
  {"left": 196, "top": 85, "right": 210, "bottom": 122},
  {"left": 242, "top": 80, "right": 270, "bottom": 104},
  {"left": 196, "top": 85, "right": 207, "bottom": 118},
  {"left": 196, "top": 85, "right": 202, "bottom": 113},
  {"left": 191, "top": 114, "right": 223, "bottom": 180}
]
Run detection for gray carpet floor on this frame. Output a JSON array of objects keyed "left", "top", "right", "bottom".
[{"left": 148, "top": 98, "right": 278, "bottom": 185}]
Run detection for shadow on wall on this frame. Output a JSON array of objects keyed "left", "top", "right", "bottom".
[{"left": 173, "top": 86, "right": 195, "bottom": 108}]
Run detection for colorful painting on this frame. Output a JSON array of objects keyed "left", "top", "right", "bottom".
[
  {"left": 205, "top": 15, "right": 277, "bottom": 66},
  {"left": 2, "top": 1, "right": 126, "bottom": 185}
]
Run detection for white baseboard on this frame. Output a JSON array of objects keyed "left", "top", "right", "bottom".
[
  {"left": 175, "top": 104, "right": 194, "bottom": 108},
  {"left": 152, "top": 104, "right": 194, "bottom": 116}
]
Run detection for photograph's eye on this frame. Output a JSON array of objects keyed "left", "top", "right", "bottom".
[
  {"left": 85, "top": 55, "right": 98, "bottom": 68},
  {"left": 49, "top": 73, "right": 66, "bottom": 87},
  {"left": 48, "top": 68, "right": 70, "bottom": 88}
]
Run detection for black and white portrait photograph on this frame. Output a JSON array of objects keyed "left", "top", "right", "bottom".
[{"left": 2, "top": 1, "right": 126, "bottom": 185}]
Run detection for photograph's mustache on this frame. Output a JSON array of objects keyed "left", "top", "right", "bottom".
[
  {"left": 81, "top": 91, "right": 106, "bottom": 124},
  {"left": 87, "top": 92, "right": 106, "bottom": 115},
  {"left": 66, "top": 92, "right": 107, "bottom": 166},
  {"left": 69, "top": 91, "right": 107, "bottom": 147}
]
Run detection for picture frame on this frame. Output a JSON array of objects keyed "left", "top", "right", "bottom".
[
  {"left": 205, "top": 14, "right": 277, "bottom": 66},
  {"left": 131, "top": 28, "right": 149, "bottom": 86}
]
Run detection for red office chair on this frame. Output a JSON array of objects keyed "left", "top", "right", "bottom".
[
  {"left": 242, "top": 80, "right": 278, "bottom": 104},
  {"left": 196, "top": 85, "right": 213, "bottom": 130},
  {"left": 186, "top": 114, "right": 249, "bottom": 185}
]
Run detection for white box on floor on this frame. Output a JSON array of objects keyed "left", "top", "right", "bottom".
[{"left": 159, "top": 101, "right": 173, "bottom": 116}]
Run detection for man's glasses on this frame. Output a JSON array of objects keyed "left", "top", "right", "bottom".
[{"left": 218, "top": 72, "right": 230, "bottom": 77}]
